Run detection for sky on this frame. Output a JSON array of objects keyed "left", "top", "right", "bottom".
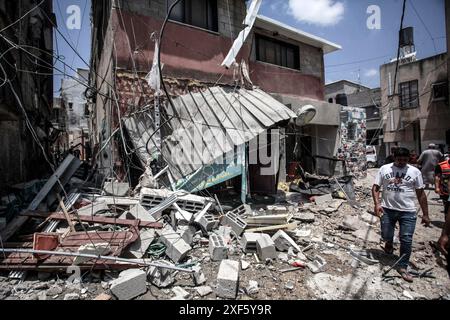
[{"left": 53, "top": 0, "right": 447, "bottom": 94}]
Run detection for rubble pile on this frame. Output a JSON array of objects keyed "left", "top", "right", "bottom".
[{"left": 0, "top": 161, "right": 449, "bottom": 301}]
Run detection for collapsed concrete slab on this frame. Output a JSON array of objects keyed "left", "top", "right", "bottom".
[
  {"left": 256, "top": 234, "right": 277, "bottom": 261},
  {"left": 110, "top": 269, "right": 147, "bottom": 300},
  {"left": 271, "top": 230, "right": 301, "bottom": 253},
  {"left": 216, "top": 259, "right": 240, "bottom": 299},
  {"left": 209, "top": 234, "right": 228, "bottom": 261}
]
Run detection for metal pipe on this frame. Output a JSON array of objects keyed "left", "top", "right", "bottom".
[{"left": 0, "top": 248, "right": 194, "bottom": 273}]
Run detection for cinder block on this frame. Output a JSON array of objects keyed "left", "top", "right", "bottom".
[
  {"left": 256, "top": 234, "right": 277, "bottom": 261},
  {"left": 198, "top": 214, "right": 220, "bottom": 231},
  {"left": 209, "top": 234, "right": 228, "bottom": 261},
  {"left": 222, "top": 211, "right": 247, "bottom": 236},
  {"left": 240, "top": 232, "right": 261, "bottom": 253},
  {"left": 159, "top": 232, "right": 192, "bottom": 263},
  {"left": 216, "top": 260, "right": 240, "bottom": 299},
  {"left": 271, "top": 230, "right": 301, "bottom": 253},
  {"left": 110, "top": 269, "right": 147, "bottom": 300}
]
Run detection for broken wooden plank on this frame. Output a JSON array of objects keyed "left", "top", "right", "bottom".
[{"left": 246, "top": 222, "right": 298, "bottom": 233}]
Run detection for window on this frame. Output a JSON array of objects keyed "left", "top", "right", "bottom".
[
  {"left": 255, "top": 34, "right": 300, "bottom": 70},
  {"left": 168, "top": 0, "right": 218, "bottom": 32},
  {"left": 347, "top": 123, "right": 356, "bottom": 141},
  {"left": 365, "top": 105, "right": 380, "bottom": 120},
  {"left": 68, "top": 102, "right": 73, "bottom": 111},
  {"left": 399, "top": 80, "right": 419, "bottom": 109},
  {"left": 432, "top": 81, "right": 448, "bottom": 102}
]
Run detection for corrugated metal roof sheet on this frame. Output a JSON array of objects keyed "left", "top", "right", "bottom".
[{"left": 125, "top": 86, "right": 297, "bottom": 181}]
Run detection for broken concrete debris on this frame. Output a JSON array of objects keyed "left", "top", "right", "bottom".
[
  {"left": 195, "top": 285, "right": 212, "bottom": 297},
  {"left": 216, "top": 260, "right": 240, "bottom": 299},
  {"left": 110, "top": 269, "right": 147, "bottom": 300},
  {"left": 272, "top": 230, "right": 301, "bottom": 253},
  {"left": 3, "top": 150, "right": 442, "bottom": 302}
]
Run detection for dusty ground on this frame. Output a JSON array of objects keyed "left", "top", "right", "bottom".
[{"left": 1, "top": 169, "right": 449, "bottom": 300}]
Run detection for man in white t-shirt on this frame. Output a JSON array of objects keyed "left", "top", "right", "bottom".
[{"left": 372, "top": 147, "right": 430, "bottom": 282}]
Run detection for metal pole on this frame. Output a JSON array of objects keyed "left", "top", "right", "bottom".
[{"left": 0, "top": 248, "right": 194, "bottom": 273}]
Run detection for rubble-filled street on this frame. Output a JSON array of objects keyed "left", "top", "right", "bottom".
[{"left": 0, "top": 169, "right": 448, "bottom": 301}]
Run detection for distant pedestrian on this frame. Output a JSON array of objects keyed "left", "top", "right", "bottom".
[
  {"left": 418, "top": 144, "right": 443, "bottom": 188},
  {"left": 409, "top": 150, "right": 418, "bottom": 166},
  {"left": 435, "top": 155, "right": 450, "bottom": 216},
  {"left": 372, "top": 147, "right": 430, "bottom": 283},
  {"left": 384, "top": 147, "right": 399, "bottom": 165}
]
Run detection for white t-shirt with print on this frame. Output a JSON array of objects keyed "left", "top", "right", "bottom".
[{"left": 374, "top": 163, "right": 425, "bottom": 212}]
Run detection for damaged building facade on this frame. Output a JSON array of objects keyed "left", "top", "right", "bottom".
[
  {"left": 0, "top": 1, "right": 54, "bottom": 193},
  {"left": 88, "top": 0, "right": 342, "bottom": 199},
  {"left": 380, "top": 53, "right": 450, "bottom": 155}
]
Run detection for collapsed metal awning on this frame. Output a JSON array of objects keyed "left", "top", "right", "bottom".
[{"left": 124, "top": 86, "right": 297, "bottom": 186}]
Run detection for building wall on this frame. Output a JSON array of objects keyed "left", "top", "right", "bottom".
[
  {"left": 89, "top": 0, "right": 333, "bottom": 175},
  {"left": 325, "top": 81, "right": 370, "bottom": 103},
  {"left": 380, "top": 53, "right": 450, "bottom": 154},
  {"left": 338, "top": 107, "right": 367, "bottom": 178},
  {"left": 0, "top": 0, "right": 54, "bottom": 193}
]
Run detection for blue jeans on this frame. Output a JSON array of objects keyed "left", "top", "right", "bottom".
[{"left": 381, "top": 208, "right": 417, "bottom": 270}]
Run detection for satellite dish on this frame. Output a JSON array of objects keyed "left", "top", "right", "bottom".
[{"left": 294, "top": 105, "right": 317, "bottom": 126}]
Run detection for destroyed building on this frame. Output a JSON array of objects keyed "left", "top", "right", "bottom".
[
  {"left": 60, "top": 68, "right": 90, "bottom": 161},
  {"left": 88, "top": 0, "right": 342, "bottom": 195},
  {"left": 0, "top": 1, "right": 55, "bottom": 193}
]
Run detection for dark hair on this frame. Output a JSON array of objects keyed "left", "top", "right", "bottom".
[{"left": 394, "top": 147, "right": 410, "bottom": 158}]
